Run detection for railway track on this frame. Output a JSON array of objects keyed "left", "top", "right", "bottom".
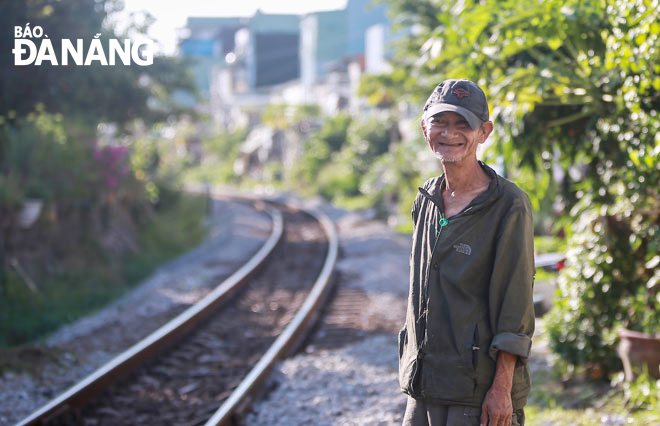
[{"left": 15, "top": 198, "right": 338, "bottom": 426}]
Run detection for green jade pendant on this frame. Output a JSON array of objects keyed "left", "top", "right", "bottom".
[{"left": 435, "top": 214, "right": 449, "bottom": 235}]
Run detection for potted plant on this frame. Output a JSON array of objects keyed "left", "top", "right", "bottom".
[{"left": 617, "top": 274, "right": 660, "bottom": 381}]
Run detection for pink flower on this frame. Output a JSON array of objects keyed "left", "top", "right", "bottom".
[{"left": 94, "top": 145, "right": 129, "bottom": 189}]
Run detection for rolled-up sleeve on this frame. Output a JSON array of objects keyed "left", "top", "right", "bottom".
[
  {"left": 487, "top": 196, "right": 536, "bottom": 364},
  {"left": 489, "top": 332, "right": 532, "bottom": 361}
]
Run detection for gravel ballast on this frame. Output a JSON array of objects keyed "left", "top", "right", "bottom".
[{"left": 245, "top": 199, "right": 411, "bottom": 425}]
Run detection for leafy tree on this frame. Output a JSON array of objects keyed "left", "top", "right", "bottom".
[
  {"left": 313, "top": 116, "right": 394, "bottom": 203},
  {"left": 262, "top": 104, "right": 321, "bottom": 130},
  {"left": 342, "top": 116, "right": 392, "bottom": 175},
  {"left": 382, "top": 0, "right": 659, "bottom": 375},
  {"left": 0, "top": 0, "right": 196, "bottom": 127},
  {"left": 293, "top": 113, "right": 352, "bottom": 187},
  {"left": 360, "top": 132, "right": 426, "bottom": 221},
  {"left": 0, "top": 0, "right": 200, "bottom": 309}
]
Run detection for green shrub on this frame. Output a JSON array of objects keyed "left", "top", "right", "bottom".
[
  {"left": 0, "top": 191, "right": 206, "bottom": 347},
  {"left": 610, "top": 370, "right": 660, "bottom": 412},
  {"left": 546, "top": 190, "right": 660, "bottom": 375},
  {"left": 317, "top": 162, "right": 361, "bottom": 200},
  {"left": 1, "top": 109, "right": 100, "bottom": 204},
  {"left": 292, "top": 114, "right": 352, "bottom": 187},
  {"left": 360, "top": 133, "right": 424, "bottom": 220},
  {"left": 534, "top": 236, "right": 567, "bottom": 255},
  {"left": 341, "top": 117, "right": 392, "bottom": 176}
]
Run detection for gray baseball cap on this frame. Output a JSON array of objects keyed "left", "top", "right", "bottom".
[{"left": 423, "top": 79, "right": 489, "bottom": 130}]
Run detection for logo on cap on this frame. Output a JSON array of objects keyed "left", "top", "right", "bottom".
[{"left": 452, "top": 88, "right": 470, "bottom": 99}]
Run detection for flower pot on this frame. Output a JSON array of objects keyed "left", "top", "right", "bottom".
[{"left": 617, "top": 328, "right": 660, "bottom": 381}]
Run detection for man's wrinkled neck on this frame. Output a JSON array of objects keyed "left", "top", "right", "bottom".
[{"left": 440, "top": 158, "right": 487, "bottom": 193}]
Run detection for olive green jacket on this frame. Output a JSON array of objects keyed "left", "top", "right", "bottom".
[{"left": 399, "top": 162, "right": 535, "bottom": 409}]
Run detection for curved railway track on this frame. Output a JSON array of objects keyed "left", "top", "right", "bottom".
[{"left": 15, "top": 198, "right": 338, "bottom": 426}]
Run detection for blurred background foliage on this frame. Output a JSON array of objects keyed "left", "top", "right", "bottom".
[
  {"left": 0, "top": 0, "right": 196, "bottom": 126},
  {"left": 0, "top": 0, "right": 205, "bottom": 346}
]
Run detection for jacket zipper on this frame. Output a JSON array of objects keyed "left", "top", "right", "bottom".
[
  {"left": 416, "top": 187, "right": 476, "bottom": 354},
  {"left": 409, "top": 172, "right": 498, "bottom": 393}
]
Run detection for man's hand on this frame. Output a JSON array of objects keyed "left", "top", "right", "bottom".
[
  {"left": 480, "top": 351, "right": 516, "bottom": 426},
  {"left": 480, "top": 381, "right": 512, "bottom": 426}
]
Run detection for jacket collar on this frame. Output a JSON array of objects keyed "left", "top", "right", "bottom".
[{"left": 418, "top": 161, "right": 501, "bottom": 215}]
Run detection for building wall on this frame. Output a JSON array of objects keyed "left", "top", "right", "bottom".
[
  {"left": 180, "top": 3, "right": 394, "bottom": 129},
  {"left": 345, "top": 0, "right": 389, "bottom": 57},
  {"left": 365, "top": 24, "right": 391, "bottom": 74},
  {"left": 300, "top": 10, "right": 347, "bottom": 87},
  {"left": 180, "top": 17, "right": 244, "bottom": 97},
  {"left": 300, "top": 14, "right": 318, "bottom": 88},
  {"left": 315, "top": 11, "right": 347, "bottom": 77},
  {"left": 254, "top": 33, "right": 300, "bottom": 87},
  {"left": 247, "top": 13, "right": 300, "bottom": 89}
]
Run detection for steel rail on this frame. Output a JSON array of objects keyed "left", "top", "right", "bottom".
[
  {"left": 15, "top": 204, "right": 284, "bottom": 426},
  {"left": 204, "top": 201, "right": 339, "bottom": 426}
]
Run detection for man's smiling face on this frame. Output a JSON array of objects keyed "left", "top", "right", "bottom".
[{"left": 422, "top": 111, "right": 487, "bottom": 164}]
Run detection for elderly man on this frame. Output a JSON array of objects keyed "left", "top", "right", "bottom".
[{"left": 398, "top": 79, "right": 535, "bottom": 426}]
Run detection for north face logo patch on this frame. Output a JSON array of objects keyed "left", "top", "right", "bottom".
[{"left": 453, "top": 243, "right": 472, "bottom": 255}]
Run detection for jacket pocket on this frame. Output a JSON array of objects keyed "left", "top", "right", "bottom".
[
  {"left": 398, "top": 327, "right": 407, "bottom": 360},
  {"left": 423, "top": 353, "right": 474, "bottom": 401},
  {"left": 398, "top": 327, "right": 414, "bottom": 392},
  {"left": 471, "top": 324, "right": 480, "bottom": 371},
  {"left": 473, "top": 318, "right": 496, "bottom": 391},
  {"left": 461, "top": 322, "right": 480, "bottom": 374}
]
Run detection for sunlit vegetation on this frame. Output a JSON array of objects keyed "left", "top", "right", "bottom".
[{"left": 0, "top": 0, "right": 203, "bottom": 346}]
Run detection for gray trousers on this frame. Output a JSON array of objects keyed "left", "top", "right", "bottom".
[{"left": 402, "top": 396, "right": 525, "bottom": 426}]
